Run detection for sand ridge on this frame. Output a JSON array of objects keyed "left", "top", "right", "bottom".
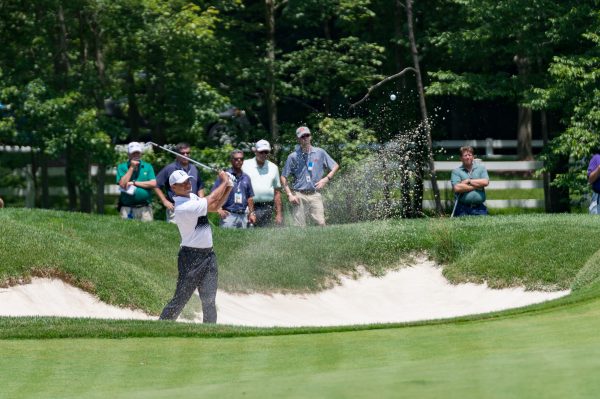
[{"left": 0, "top": 258, "right": 569, "bottom": 327}]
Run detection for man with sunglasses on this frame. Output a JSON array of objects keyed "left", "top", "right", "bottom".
[
  {"left": 154, "top": 142, "right": 205, "bottom": 223},
  {"left": 281, "top": 126, "right": 339, "bottom": 226},
  {"left": 212, "top": 149, "right": 256, "bottom": 228},
  {"left": 242, "top": 139, "right": 283, "bottom": 227}
]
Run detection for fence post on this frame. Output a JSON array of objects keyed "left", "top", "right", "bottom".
[
  {"left": 25, "top": 165, "right": 35, "bottom": 208},
  {"left": 485, "top": 138, "right": 494, "bottom": 157}
]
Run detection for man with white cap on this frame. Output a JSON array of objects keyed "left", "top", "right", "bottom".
[
  {"left": 242, "top": 139, "right": 283, "bottom": 226},
  {"left": 159, "top": 168, "right": 233, "bottom": 323},
  {"left": 116, "top": 142, "right": 157, "bottom": 221},
  {"left": 281, "top": 126, "right": 339, "bottom": 226}
]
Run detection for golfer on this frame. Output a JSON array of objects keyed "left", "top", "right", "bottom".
[{"left": 159, "top": 169, "right": 233, "bottom": 323}]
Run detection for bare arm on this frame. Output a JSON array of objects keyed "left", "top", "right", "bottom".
[
  {"left": 589, "top": 165, "right": 600, "bottom": 184},
  {"left": 281, "top": 175, "right": 299, "bottom": 205},
  {"left": 316, "top": 163, "right": 340, "bottom": 190},
  {"left": 453, "top": 178, "right": 488, "bottom": 193},
  {"left": 154, "top": 187, "right": 174, "bottom": 210},
  {"left": 207, "top": 171, "right": 233, "bottom": 212},
  {"left": 247, "top": 197, "right": 256, "bottom": 224},
  {"left": 118, "top": 161, "right": 138, "bottom": 189},
  {"left": 197, "top": 188, "right": 205, "bottom": 198},
  {"left": 134, "top": 179, "right": 156, "bottom": 189},
  {"left": 470, "top": 178, "right": 489, "bottom": 188},
  {"left": 274, "top": 189, "right": 283, "bottom": 224}
]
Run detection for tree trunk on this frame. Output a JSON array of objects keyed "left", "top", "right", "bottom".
[
  {"left": 89, "top": 10, "right": 107, "bottom": 213},
  {"left": 541, "top": 111, "right": 570, "bottom": 212},
  {"left": 405, "top": 0, "right": 442, "bottom": 215},
  {"left": 517, "top": 106, "right": 533, "bottom": 160},
  {"left": 96, "top": 164, "right": 106, "bottom": 214},
  {"left": 65, "top": 145, "right": 78, "bottom": 211},
  {"left": 514, "top": 54, "right": 534, "bottom": 160},
  {"left": 126, "top": 69, "right": 141, "bottom": 138},
  {"left": 394, "top": 0, "right": 408, "bottom": 88},
  {"left": 265, "top": 0, "right": 279, "bottom": 152},
  {"left": 40, "top": 152, "right": 50, "bottom": 208}
]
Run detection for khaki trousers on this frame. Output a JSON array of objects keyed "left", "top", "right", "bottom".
[
  {"left": 292, "top": 191, "right": 325, "bottom": 226},
  {"left": 119, "top": 205, "right": 153, "bottom": 222}
]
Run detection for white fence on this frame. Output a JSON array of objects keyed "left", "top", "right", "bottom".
[
  {"left": 1, "top": 143, "right": 545, "bottom": 210},
  {"left": 423, "top": 160, "right": 544, "bottom": 209},
  {"left": 433, "top": 138, "right": 544, "bottom": 157}
]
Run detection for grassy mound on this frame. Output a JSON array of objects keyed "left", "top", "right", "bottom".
[{"left": 1, "top": 208, "right": 600, "bottom": 337}]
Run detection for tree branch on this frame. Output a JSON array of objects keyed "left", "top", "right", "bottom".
[
  {"left": 349, "top": 67, "right": 417, "bottom": 109},
  {"left": 275, "top": 0, "right": 288, "bottom": 11}
]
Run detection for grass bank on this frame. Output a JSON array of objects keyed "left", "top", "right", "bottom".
[
  {"left": 3, "top": 210, "right": 600, "bottom": 398},
  {"left": 2, "top": 209, "right": 600, "bottom": 316}
]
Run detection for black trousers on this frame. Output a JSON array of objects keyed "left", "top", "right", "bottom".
[
  {"left": 254, "top": 201, "right": 275, "bottom": 227},
  {"left": 159, "top": 246, "right": 218, "bottom": 323}
]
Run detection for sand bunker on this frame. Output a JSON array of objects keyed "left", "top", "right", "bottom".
[{"left": 0, "top": 259, "right": 569, "bottom": 327}]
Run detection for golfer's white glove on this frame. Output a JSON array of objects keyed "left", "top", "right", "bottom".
[{"left": 226, "top": 172, "right": 236, "bottom": 187}]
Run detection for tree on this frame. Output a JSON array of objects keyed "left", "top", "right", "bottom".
[
  {"left": 531, "top": 6, "right": 600, "bottom": 202},
  {"left": 427, "top": 0, "right": 567, "bottom": 160}
]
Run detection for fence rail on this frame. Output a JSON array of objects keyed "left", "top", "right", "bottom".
[
  {"left": 2, "top": 145, "right": 545, "bottom": 210},
  {"left": 433, "top": 138, "right": 544, "bottom": 157}
]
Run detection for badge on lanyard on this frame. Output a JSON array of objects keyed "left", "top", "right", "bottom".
[
  {"left": 234, "top": 189, "right": 243, "bottom": 204},
  {"left": 308, "top": 160, "right": 314, "bottom": 171}
]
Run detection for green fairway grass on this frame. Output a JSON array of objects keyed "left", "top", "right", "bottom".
[
  {"left": 2, "top": 295, "right": 600, "bottom": 398},
  {"left": 2, "top": 209, "right": 600, "bottom": 398}
]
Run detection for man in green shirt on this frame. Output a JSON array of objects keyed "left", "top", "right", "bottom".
[
  {"left": 116, "top": 142, "right": 157, "bottom": 221},
  {"left": 450, "top": 146, "right": 489, "bottom": 216}
]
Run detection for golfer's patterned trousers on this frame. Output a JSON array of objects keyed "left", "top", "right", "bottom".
[{"left": 159, "top": 246, "right": 218, "bottom": 323}]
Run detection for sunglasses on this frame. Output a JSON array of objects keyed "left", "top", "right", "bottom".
[
  {"left": 299, "top": 134, "right": 310, "bottom": 139},
  {"left": 179, "top": 151, "right": 191, "bottom": 155},
  {"left": 258, "top": 151, "right": 270, "bottom": 155},
  {"left": 232, "top": 157, "right": 244, "bottom": 161}
]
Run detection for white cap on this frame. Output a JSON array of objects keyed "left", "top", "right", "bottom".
[
  {"left": 169, "top": 170, "right": 195, "bottom": 186},
  {"left": 128, "top": 142, "right": 143, "bottom": 154},
  {"left": 255, "top": 139, "right": 271, "bottom": 152},
  {"left": 296, "top": 126, "right": 311, "bottom": 138}
]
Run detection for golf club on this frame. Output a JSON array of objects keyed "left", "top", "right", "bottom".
[
  {"left": 450, "top": 193, "right": 460, "bottom": 218},
  {"left": 147, "top": 142, "right": 217, "bottom": 172},
  {"left": 147, "top": 142, "right": 236, "bottom": 184}
]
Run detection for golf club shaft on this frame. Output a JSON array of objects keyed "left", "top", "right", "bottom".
[{"left": 147, "top": 142, "right": 217, "bottom": 173}]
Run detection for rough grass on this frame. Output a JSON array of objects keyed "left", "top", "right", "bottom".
[{"left": 3, "top": 210, "right": 600, "bottom": 398}]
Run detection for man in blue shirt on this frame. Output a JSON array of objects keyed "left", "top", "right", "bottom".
[
  {"left": 451, "top": 146, "right": 490, "bottom": 216},
  {"left": 281, "top": 126, "right": 339, "bottom": 226},
  {"left": 212, "top": 150, "right": 256, "bottom": 228},
  {"left": 154, "top": 142, "right": 205, "bottom": 223},
  {"left": 587, "top": 151, "right": 600, "bottom": 214}
]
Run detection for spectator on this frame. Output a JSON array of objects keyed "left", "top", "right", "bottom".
[
  {"left": 116, "top": 142, "right": 156, "bottom": 221},
  {"left": 212, "top": 150, "right": 256, "bottom": 228},
  {"left": 281, "top": 126, "right": 339, "bottom": 226},
  {"left": 451, "top": 146, "right": 490, "bottom": 217},
  {"left": 587, "top": 151, "right": 600, "bottom": 214},
  {"left": 159, "top": 169, "right": 233, "bottom": 323},
  {"left": 154, "top": 143, "right": 205, "bottom": 223},
  {"left": 242, "top": 139, "right": 283, "bottom": 227}
]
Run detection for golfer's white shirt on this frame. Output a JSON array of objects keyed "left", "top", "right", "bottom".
[{"left": 173, "top": 193, "right": 212, "bottom": 249}]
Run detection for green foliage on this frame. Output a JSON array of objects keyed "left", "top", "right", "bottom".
[
  {"left": 280, "top": 37, "right": 384, "bottom": 102},
  {"left": 530, "top": 8, "right": 600, "bottom": 196},
  {"left": 312, "top": 116, "right": 377, "bottom": 168}
]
